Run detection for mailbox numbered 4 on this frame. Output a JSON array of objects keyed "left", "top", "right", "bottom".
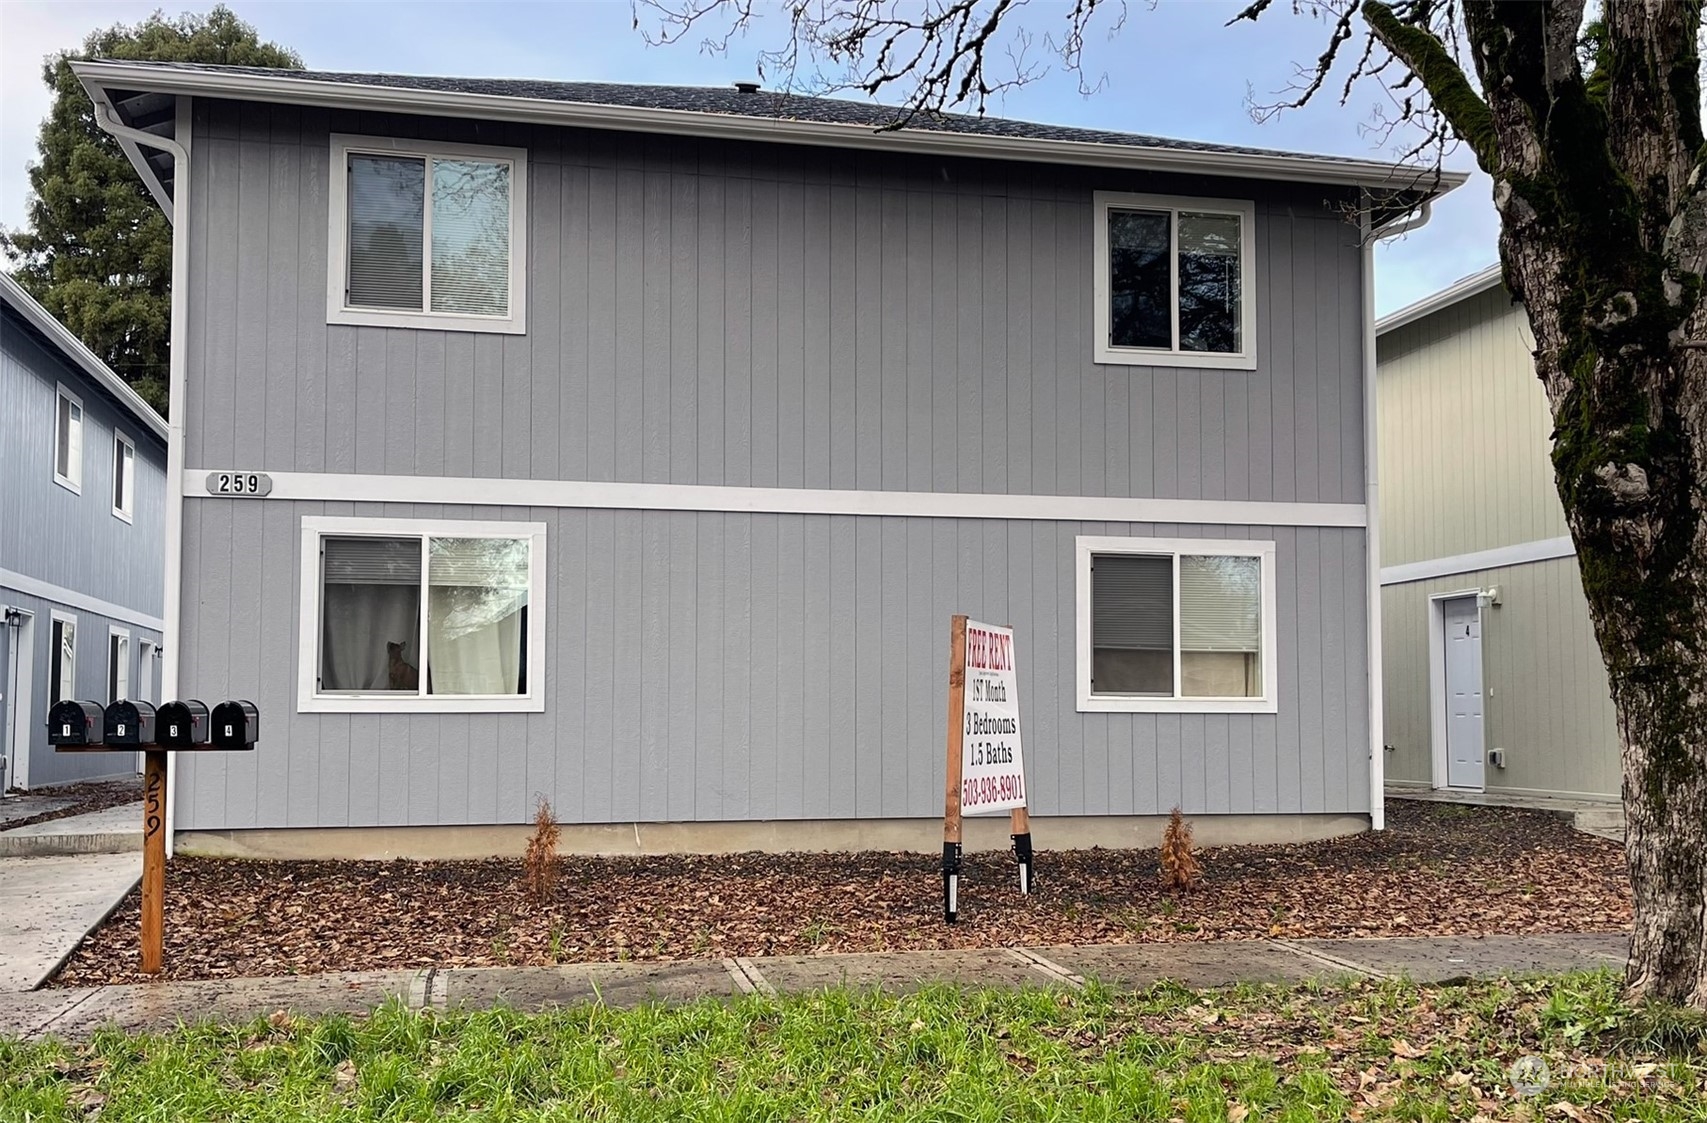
[{"left": 211, "top": 700, "right": 260, "bottom": 750}]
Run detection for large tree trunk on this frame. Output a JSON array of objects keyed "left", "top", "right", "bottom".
[{"left": 1369, "top": 0, "right": 1707, "bottom": 1007}]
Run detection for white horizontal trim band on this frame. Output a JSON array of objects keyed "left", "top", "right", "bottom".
[
  {"left": 0, "top": 568, "right": 166, "bottom": 633},
  {"left": 1379, "top": 536, "right": 1576, "bottom": 585},
  {"left": 181, "top": 470, "right": 1368, "bottom": 528}
]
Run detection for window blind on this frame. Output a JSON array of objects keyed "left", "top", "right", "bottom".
[
  {"left": 1179, "top": 555, "right": 1261, "bottom": 652},
  {"left": 430, "top": 159, "right": 510, "bottom": 316},
  {"left": 323, "top": 537, "right": 422, "bottom": 585},
  {"left": 1091, "top": 554, "right": 1172, "bottom": 650},
  {"left": 347, "top": 155, "right": 425, "bottom": 311}
]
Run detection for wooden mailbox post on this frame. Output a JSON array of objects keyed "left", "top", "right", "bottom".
[{"left": 51, "top": 697, "right": 256, "bottom": 974}]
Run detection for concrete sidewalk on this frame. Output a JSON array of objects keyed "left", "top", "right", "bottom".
[
  {"left": 0, "top": 931, "right": 1629, "bottom": 1041},
  {"left": 0, "top": 853, "right": 140, "bottom": 992},
  {"left": 0, "top": 802, "right": 143, "bottom": 857}
]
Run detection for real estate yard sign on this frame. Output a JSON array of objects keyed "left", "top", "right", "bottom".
[{"left": 942, "top": 615, "right": 1033, "bottom": 923}]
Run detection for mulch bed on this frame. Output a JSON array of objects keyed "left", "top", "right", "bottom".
[
  {"left": 54, "top": 801, "right": 1630, "bottom": 987},
  {"left": 0, "top": 778, "right": 142, "bottom": 833}
]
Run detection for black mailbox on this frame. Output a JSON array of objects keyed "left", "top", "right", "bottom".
[
  {"left": 103, "top": 700, "right": 158, "bottom": 746},
  {"left": 156, "top": 699, "right": 209, "bottom": 747},
  {"left": 48, "top": 700, "right": 106, "bottom": 746},
  {"left": 210, "top": 700, "right": 259, "bottom": 750}
]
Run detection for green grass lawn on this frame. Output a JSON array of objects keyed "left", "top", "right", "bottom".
[{"left": 4, "top": 972, "right": 1705, "bottom": 1121}]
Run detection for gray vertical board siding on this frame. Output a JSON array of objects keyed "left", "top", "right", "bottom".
[
  {"left": 175, "top": 502, "right": 1369, "bottom": 828},
  {"left": 0, "top": 588, "right": 160, "bottom": 788},
  {"left": 0, "top": 314, "right": 168, "bottom": 618},
  {"left": 183, "top": 105, "right": 1367, "bottom": 507},
  {"left": 1381, "top": 557, "right": 1619, "bottom": 801}
]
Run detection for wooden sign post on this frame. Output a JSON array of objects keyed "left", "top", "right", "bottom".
[
  {"left": 943, "top": 617, "right": 967, "bottom": 923},
  {"left": 140, "top": 749, "right": 167, "bottom": 973},
  {"left": 942, "top": 614, "right": 1033, "bottom": 923}
]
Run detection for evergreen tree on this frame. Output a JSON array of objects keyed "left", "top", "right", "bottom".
[{"left": 1, "top": 6, "right": 301, "bottom": 416}]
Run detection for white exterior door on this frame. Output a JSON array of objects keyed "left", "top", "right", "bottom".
[
  {"left": 1443, "top": 596, "right": 1485, "bottom": 790},
  {"left": 3, "top": 612, "right": 34, "bottom": 792}
]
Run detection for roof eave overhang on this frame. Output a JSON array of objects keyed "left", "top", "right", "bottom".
[
  {"left": 1375, "top": 263, "right": 1505, "bottom": 335},
  {"left": 76, "top": 71, "right": 176, "bottom": 214},
  {"left": 72, "top": 60, "right": 1471, "bottom": 200},
  {"left": 0, "top": 273, "right": 169, "bottom": 442}
]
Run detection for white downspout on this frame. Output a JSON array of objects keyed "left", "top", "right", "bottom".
[
  {"left": 1360, "top": 197, "right": 1434, "bottom": 830},
  {"left": 89, "top": 92, "right": 191, "bottom": 857}
]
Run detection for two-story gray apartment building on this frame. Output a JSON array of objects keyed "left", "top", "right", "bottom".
[
  {"left": 70, "top": 59, "right": 1465, "bottom": 857},
  {"left": 2, "top": 273, "right": 168, "bottom": 792}
]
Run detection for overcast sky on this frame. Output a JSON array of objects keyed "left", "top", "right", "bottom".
[{"left": 0, "top": 0, "right": 1496, "bottom": 316}]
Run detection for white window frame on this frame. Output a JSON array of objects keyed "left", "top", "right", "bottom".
[
  {"left": 54, "top": 384, "right": 83, "bottom": 494},
  {"left": 1075, "top": 535, "right": 1278, "bottom": 714},
  {"left": 326, "top": 134, "right": 528, "bottom": 335},
  {"left": 1091, "top": 192, "right": 1258, "bottom": 370},
  {"left": 112, "top": 429, "right": 136, "bottom": 522},
  {"left": 108, "top": 626, "right": 131, "bottom": 703},
  {"left": 49, "top": 610, "right": 77, "bottom": 704},
  {"left": 297, "top": 515, "right": 547, "bottom": 713}
]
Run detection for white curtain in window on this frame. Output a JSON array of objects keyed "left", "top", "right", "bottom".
[
  {"left": 427, "top": 538, "right": 527, "bottom": 695},
  {"left": 320, "top": 537, "right": 422, "bottom": 692}
]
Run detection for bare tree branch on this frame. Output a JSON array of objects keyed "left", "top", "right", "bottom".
[{"left": 633, "top": 0, "right": 1124, "bottom": 124}]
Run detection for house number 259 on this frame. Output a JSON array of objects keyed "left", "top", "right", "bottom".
[{"left": 205, "top": 471, "right": 273, "bottom": 497}]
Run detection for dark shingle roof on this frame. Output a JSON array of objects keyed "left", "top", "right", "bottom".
[{"left": 101, "top": 60, "right": 1387, "bottom": 170}]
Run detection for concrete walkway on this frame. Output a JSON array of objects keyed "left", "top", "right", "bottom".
[
  {"left": 0, "top": 802, "right": 143, "bottom": 857},
  {"left": 1387, "top": 787, "right": 1628, "bottom": 843},
  {"left": 0, "top": 852, "right": 140, "bottom": 992},
  {"left": 0, "top": 931, "right": 1629, "bottom": 1041}
]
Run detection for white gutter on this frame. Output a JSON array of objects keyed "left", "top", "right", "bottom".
[
  {"left": 0, "top": 274, "right": 167, "bottom": 442},
  {"left": 1359, "top": 199, "right": 1440, "bottom": 830},
  {"left": 1376, "top": 261, "right": 1502, "bottom": 334},
  {"left": 71, "top": 59, "right": 1472, "bottom": 196},
  {"left": 84, "top": 84, "right": 190, "bottom": 858}
]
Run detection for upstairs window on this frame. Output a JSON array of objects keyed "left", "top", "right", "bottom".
[
  {"left": 327, "top": 135, "right": 527, "bottom": 334},
  {"left": 54, "top": 385, "right": 83, "bottom": 493},
  {"left": 113, "top": 430, "right": 135, "bottom": 522},
  {"left": 1075, "top": 536, "right": 1277, "bottom": 713},
  {"left": 1092, "top": 193, "right": 1256, "bottom": 370}
]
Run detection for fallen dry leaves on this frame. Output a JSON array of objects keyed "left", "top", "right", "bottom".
[
  {"left": 0, "top": 777, "right": 142, "bottom": 832},
  {"left": 54, "top": 801, "right": 1631, "bottom": 986}
]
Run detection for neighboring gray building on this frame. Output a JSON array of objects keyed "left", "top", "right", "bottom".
[
  {"left": 1376, "top": 267, "right": 1619, "bottom": 803},
  {"left": 73, "top": 59, "right": 1465, "bottom": 857},
  {"left": 1, "top": 273, "right": 168, "bottom": 791}
]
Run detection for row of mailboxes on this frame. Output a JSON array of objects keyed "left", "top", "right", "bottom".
[{"left": 48, "top": 699, "right": 258, "bottom": 751}]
